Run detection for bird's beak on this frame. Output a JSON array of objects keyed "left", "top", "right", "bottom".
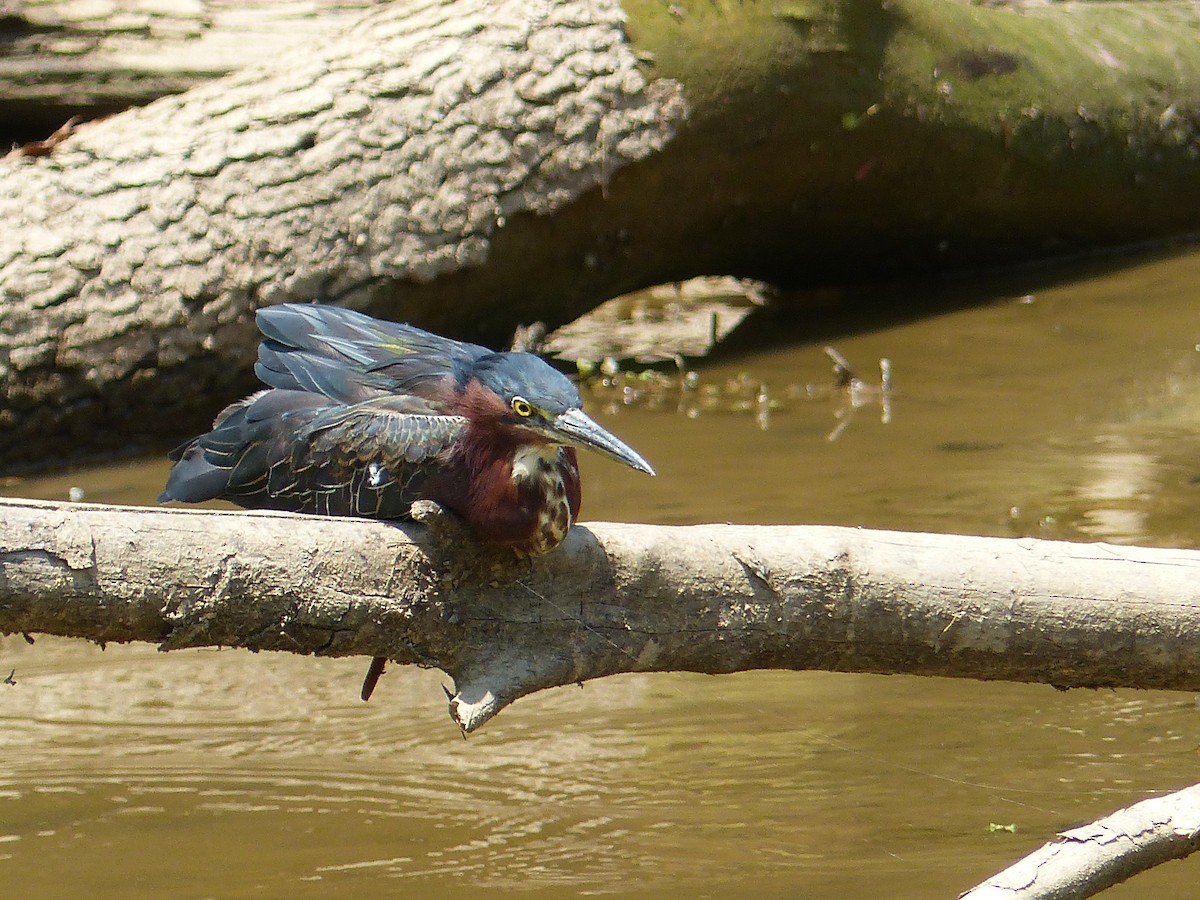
[{"left": 551, "top": 408, "right": 655, "bottom": 475}]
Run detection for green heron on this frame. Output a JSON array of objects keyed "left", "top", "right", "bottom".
[{"left": 160, "top": 303, "right": 654, "bottom": 698}]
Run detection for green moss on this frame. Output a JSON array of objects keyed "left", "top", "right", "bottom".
[
  {"left": 622, "top": 0, "right": 851, "bottom": 119},
  {"left": 882, "top": 0, "right": 1200, "bottom": 151}
]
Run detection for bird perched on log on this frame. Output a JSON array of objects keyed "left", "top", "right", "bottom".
[{"left": 159, "top": 303, "right": 654, "bottom": 699}]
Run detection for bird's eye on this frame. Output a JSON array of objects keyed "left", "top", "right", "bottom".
[{"left": 511, "top": 397, "right": 533, "bottom": 417}]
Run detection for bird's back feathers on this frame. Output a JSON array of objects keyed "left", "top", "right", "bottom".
[
  {"left": 159, "top": 388, "right": 466, "bottom": 517},
  {"left": 255, "top": 304, "right": 490, "bottom": 405},
  {"left": 160, "top": 304, "right": 482, "bottom": 516}
]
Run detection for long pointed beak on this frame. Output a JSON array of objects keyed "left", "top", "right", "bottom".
[{"left": 551, "top": 408, "right": 655, "bottom": 475}]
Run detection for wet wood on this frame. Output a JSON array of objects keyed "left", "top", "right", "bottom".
[{"left": 2, "top": 498, "right": 1199, "bottom": 736}]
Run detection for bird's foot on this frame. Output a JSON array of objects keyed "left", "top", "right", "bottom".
[{"left": 410, "top": 499, "right": 468, "bottom": 539}]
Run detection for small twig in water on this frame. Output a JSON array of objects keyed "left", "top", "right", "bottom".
[
  {"left": 824, "top": 347, "right": 894, "bottom": 439},
  {"left": 824, "top": 346, "right": 857, "bottom": 387}
]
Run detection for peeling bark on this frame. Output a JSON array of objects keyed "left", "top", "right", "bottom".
[
  {"left": 2, "top": 498, "right": 1199, "bottom": 734},
  {"left": 963, "top": 783, "right": 1200, "bottom": 899}
]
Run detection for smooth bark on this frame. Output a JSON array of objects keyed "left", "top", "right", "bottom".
[
  {"left": 2, "top": 497, "right": 1198, "bottom": 734},
  {"left": 5, "top": 496, "right": 1200, "bottom": 892}
]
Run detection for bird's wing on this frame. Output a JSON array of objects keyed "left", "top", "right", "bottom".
[
  {"left": 282, "top": 396, "right": 468, "bottom": 518},
  {"left": 301, "top": 395, "right": 468, "bottom": 468},
  {"left": 254, "top": 304, "right": 491, "bottom": 405},
  {"left": 161, "top": 390, "right": 466, "bottom": 519}
]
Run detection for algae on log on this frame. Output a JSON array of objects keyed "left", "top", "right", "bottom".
[
  {"left": 5, "top": 0, "right": 1200, "bottom": 471},
  {"left": 613, "top": 0, "right": 1200, "bottom": 284}
]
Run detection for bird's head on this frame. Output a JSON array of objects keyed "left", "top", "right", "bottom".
[{"left": 462, "top": 352, "right": 655, "bottom": 475}]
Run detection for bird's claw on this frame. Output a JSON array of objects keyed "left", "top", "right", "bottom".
[
  {"left": 410, "top": 500, "right": 477, "bottom": 552},
  {"left": 409, "top": 499, "right": 449, "bottom": 525}
]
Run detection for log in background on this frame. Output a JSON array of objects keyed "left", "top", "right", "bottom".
[{"left": 6, "top": 0, "right": 1200, "bottom": 469}]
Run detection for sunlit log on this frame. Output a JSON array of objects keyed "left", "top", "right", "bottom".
[
  {"left": 2, "top": 497, "right": 1199, "bottom": 736},
  {"left": 962, "top": 783, "right": 1200, "bottom": 899},
  {"left": 0, "top": 0, "right": 686, "bottom": 471},
  {"left": 10, "top": 1, "right": 1200, "bottom": 468}
]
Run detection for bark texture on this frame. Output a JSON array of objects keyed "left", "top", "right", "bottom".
[
  {"left": 0, "top": 0, "right": 685, "bottom": 469},
  {"left": 8, "top": 1, "right": 1200, "bottom": 470},
  {"left": 963, "top": 783, "right": 1200, "bottom": 899},
  {"left": 2, "top": 498, "right": 1199, "bottom": 734},
  {"left": 0, "top": 1, "right": 387, "bottom": 139}
]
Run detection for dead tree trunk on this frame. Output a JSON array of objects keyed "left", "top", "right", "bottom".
[{"left": 8, "top": 1, "right": 1200, "bottom": 469}]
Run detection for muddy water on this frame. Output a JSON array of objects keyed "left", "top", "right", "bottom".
[{"left": 3, "top": 250, "right": 1200, "bottom": 898}]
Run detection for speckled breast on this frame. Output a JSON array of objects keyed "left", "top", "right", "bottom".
[{"left": 511, "top": 444, "right": 576, "bottom": 555}]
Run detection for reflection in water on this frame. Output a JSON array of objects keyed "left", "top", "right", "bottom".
[
  {"left": 3, "top": 249, "right": 1200, "bottom": 897},
  {"left": 1071, "top": 435, "right": 1157, "bottom": 540},
  {"left": 578, "top": 343, "right": 894, "bottom": 442},
  {"left": 5, "top": 637, "right": 1198, "bottom": 898}
]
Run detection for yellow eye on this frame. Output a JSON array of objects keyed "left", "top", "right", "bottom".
[{"left": 512, "top": 397, "right": 533, "bottom": 417}]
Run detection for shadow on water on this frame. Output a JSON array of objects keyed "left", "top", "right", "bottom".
[
  {"left": 716, "top": 238, "right": 1200, "bottom": 361},
  {"left": 3, "top": 247, "right": 1200, "bottom": 898}
]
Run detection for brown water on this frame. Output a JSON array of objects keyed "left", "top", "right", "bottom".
[{"left": 3, "top": 250, "right": 1200, "bottom": 897}]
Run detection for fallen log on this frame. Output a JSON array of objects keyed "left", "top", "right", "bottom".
[{"left": 9, "top": 1, "right": 1200, "bottom": 469}]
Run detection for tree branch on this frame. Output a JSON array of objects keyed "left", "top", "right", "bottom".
[
  {"left": 962, "top": 783, "right": 1200, "bottom": 899},
  {"left": 2, "top": 498, "right": 1199, "bottom": 734}
]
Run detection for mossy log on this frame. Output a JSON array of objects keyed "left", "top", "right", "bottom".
[{"left": 6, "top": 0, "right": 1200, "bottom": 470}]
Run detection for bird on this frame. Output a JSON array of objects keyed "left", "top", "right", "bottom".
[{"left": 159, "top": 303, "right": 655, "bottom": 699}]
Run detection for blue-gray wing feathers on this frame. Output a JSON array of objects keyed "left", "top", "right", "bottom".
[{"left": 160, "top": 304, "right": 477, "bottom": 518}]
